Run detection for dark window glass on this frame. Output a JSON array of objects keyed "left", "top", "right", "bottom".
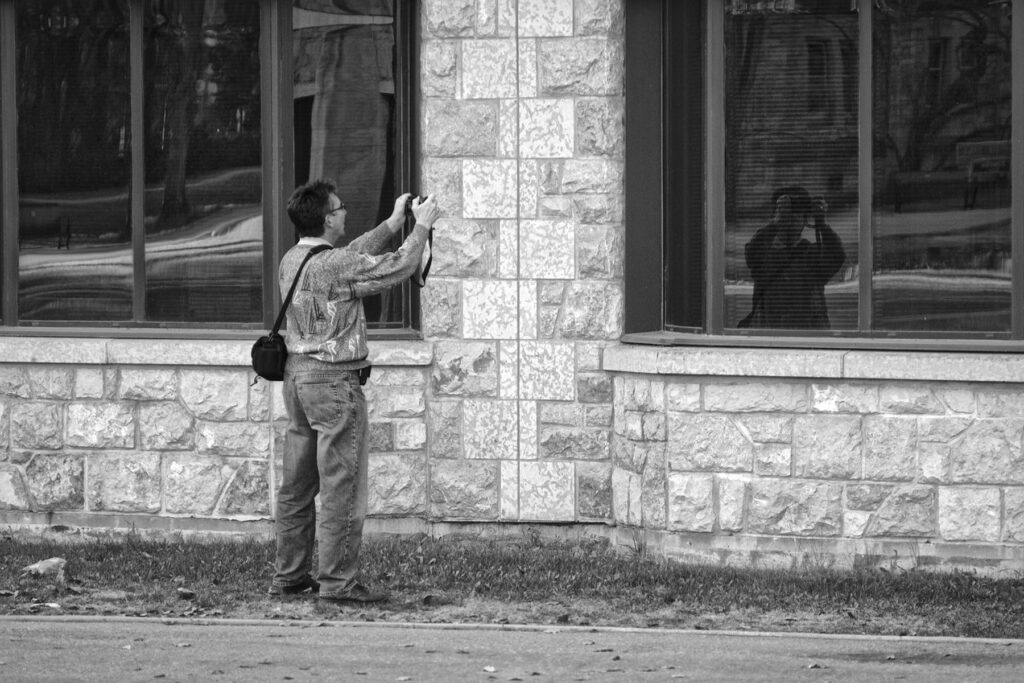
[
  {"left": 292, "top": 0, "right": 405, "bottom": 328},
  {"left": 872, "top": 1, "right": 1012, "bottom": 333},
  {"left": 16, "top": 0, "right": 132, "bottom": 322},
  {"left": 143, "top": 0, "right": 262, "bottom": 323},
  {"left": 724, "top": 2, "right": 859, "bottom": 332}
]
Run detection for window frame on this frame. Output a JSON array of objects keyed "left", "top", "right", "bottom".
[
  {"left": 624, "top": 0, "right": 1024, "bottom": 352},
  {"left": 0, "top": 0, "right": 421, "bottom": 339}
]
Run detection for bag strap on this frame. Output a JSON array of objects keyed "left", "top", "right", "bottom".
[{"left": 270, "top": 244, "right": 331, "bottom": 336}]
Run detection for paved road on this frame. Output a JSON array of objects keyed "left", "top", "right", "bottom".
[{"left": 1, "top": 616, "right": 1023, "bottom": 682}]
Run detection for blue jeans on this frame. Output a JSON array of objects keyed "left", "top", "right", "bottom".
[{"left": 272, "top": 358, "right": 368, "bottom": 597}]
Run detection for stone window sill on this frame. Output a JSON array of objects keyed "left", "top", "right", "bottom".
[
  {"left": 0, "top": 337, "right": 433, "bottom": 368},
  {"left": 605, "top": 342, "right": 1024, "bottom": 384}
]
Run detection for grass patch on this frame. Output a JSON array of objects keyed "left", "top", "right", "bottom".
[{"left": 2, "top": 531, "right": 1023, "bottom": 638}]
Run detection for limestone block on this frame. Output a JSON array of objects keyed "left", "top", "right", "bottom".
[
  {"left": 477, "top": 0, "right": 498, "bottom": 36},
  {"left": 792, "top": 415, "right": 862, "bottom": 479},
  {"left": 585, "top": 405, "right": 613, "bottom": 428},
  {"left": 366, "top": 388, "right": 426, "bottom": 419},
  {"left": 538, "top": 38, "right": 624, "bottom": 96},
  {"left": 429, "top": 459, "right": 498, "bottom": 519},
  {"left": 519, "top": 400, "right": 539, "bottom": 460},
  {"left": 738, "top": 415, "right": 794, "bottom": 444},
  {"left": 538, "top": 307, "right": 558, "bottom": 338},
  {"left": 977, "top": 389, "right": 1024, "bottom": 418},
  {"left": 539, "top": 402, "right": 582, "bottom": 426},
  {"left": 845, "top": 483, "right": 894, "bottom": 511},
  {"left": 0, "top": 401, "right": 8, "bottom": 451},
  {"left": 421, "top": 40, "right": 457, "bottom": 97},
  {"left": 937, "top": 388, "right": 975, "bottom": 414},
  {"left": 88, "top": 453, "right": 161, "bottom": 513},
  {"left": 863, "top": 416, "right": 917, "bottom": 481},
  {"left": 611, "top": 467, "right": 630, "bottom": 524},
  {"left": 938, "top": 487, "right": 1000, "bottom": 542},
  {"left": 117, "top": 369, "right": 177, "bottom": 401},
  {"left": 641, "top": 448, "right": 667, "bottom": 529},
  {"left": 463, "top": 280, "right": 518, "bottom": 339},
  {"left": 558, "top": 283, "right": 623, "bottom": 340},
  {"left": 499, "top": 340, "right": 519, "bottom": 398},
  {"left": 576, "top": 342, "right": 604, "bottom": 372},
  {"left": 620, "top": 377, "right": 652, "bottom": 411},
  {"left": 394, "top": 420, "right": 427, "bottom": 451},
  {"left": 219, "top": 460, "right": 270, "bottom": 517},
  {"left": 0, "top": 366, "right": 31, "bottom": 398},
  {"left": 498, "top": 220, "right": 518, "bottom": 278},
  {"left": 843, "top": 351, "right": 1024, "bottom": 383},
  {"left": 517, "top": 38, "right": 538, "bottom": 97},
  {"left": 27, "top": 368, "right": 74, "bottom": 399},
  {"left": 425, "top": 100, "right": 499, "bottom": 155},
  {"left": 748, "top": 480, "right": 843, "bottom": 537},
  {"left": 577, "top": 461, "right": 612, "bottom": 520},
  {"left": 844, "top": 510, "right": 872, "bottom": 538},
  {"left": 520, "top": 99, "right": 574, "bottom": 158},
  {"left": 432, "top": 219, "right": 499, "bottom": 278},
  {"left": 164, "top": 455, "right": 229, "bottom": 515},
  {"left": 863, "top": 485, "right": 936, "bottom": 537},
  {"left": 518, "top": 0, "right": 572, "bottom": 36},
  {"left": 463, "top": 160, "right": 518, "bottom": 219},
  {"left": 540, "top": 427, "right": 609, "bottom": 461},
  {"left": 918, "top": 442, "right": 948, "bottom": 484},
  {"left": 576, "top": 97, "right": 624, "bottom": 157},
  {"left": 539, "top": 161, "right": 563, "bottom": 194},
  {"left": 196, "top": 422, "right": 270, "bottom": 458},
  {"left": 704, "top": 382, "right": 808, "bottom": 413},
  {"left": 879, "top": 385, "right": 942, "bottom": 414},
  {"left": 462, "top": 41, "right": 516, "bottom": 100},
  {"left": 23, "top": 453, "right": 83, "bottom": 510},
  {"left": 577, "top": 373, "right": 612, "bottom": 404},
  {"left": 519, "top": 281, "right": 539, "bottom": 340},
  {"left": 667, "top": 473, "right": 714, "bottom": 532},
  {"left": 66, "top": 402, "right": 135, "bottom": 449},
  {"left": 248, "top": 379, "right": 270, "bottom": 422},
  {"left": 422, "top": 280, "right": 462, "bottom": 339},
  {"left": 74, "top": 368, "right": 105, "bottom": 399},
  {"left": 754, "top": 443, "right": 791, "bottom": 477},
  {"left": 665, "top": 383, "right": 701, "bottom": 412},
  {"left": 423, "top": 0, "right": 476, "bottom": 37},
  {"left": 0, "top": 338, "right": 105, "bottom": 364},
  {"left": 1004, "top": 488, "right": 1024, "bottom": 542},
  {"left": 519, "top": 460, "right": 574, "bottom": 520},
  {"left": 575, "top": 0, "right": 625, "bottom": 36},
  {"left": 810, "top": 383, "right": 878, "bottom": 413},
  {"left": 432, "top": 341, "right": 499, "bottom": 397},
  {"left": 139, "top": 402, "right": 195, "bottom": 451},
  {"left": 571, "top": 194, "right": 623, "bottom": 224},
  {"left": 421, "top": 158, "right": 463, "bottom": 219},
  {"left": 949, "top": 419, "right": 1024, "bottom": 484},
  {"left": 667, "top": 413, "right": 754, "bottom": 473},
  {"left": 520, "top": 220, "right": 575, "bottom": 279},
  {"left": 918, "top": 416, "right": 972, "bottom": 443},
  {"left": 500, "top": 460, "right": 518, "bottom": 520},
  {"left": 561, "top": 159, "right": 623, "bottom": 195},
  {"left": 519, "top": 341, "right": 575, "bottom": 401},
  {"left": 369, "top": 454, "right": 427, "bottom": 516},
  {"left": 463, "top": 399, "right": 517, "bottom": 459},
  {"left": 369, "top": 422, "right": 394, "bottom": 453},
  {"left": 11, "top": 402, "right": 62, "bottom": 450},
  {"left": 717, "top": 476, "right": 748, "bottom": 532},
  {"left": 577, "top": 225, "right": 624, "bottom": 280},
  {"left": 106, "top": 339, "right": 246, "bottom": 367},
  {"left": 0, "top": 463, "right": 30, "bottom": 510},
  {"left": 428, "top": 400, "right": 462, "bottom": 458},
  {"left": 368, "top": 342, "right": 434, "bottom": 367},
  {"left": 180, "top": 370, "right": 248, "bottom": 421},
  {"left": 611, "top": 435, "right": 659, "bottom": 472}
]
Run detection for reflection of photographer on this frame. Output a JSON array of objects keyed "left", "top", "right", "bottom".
[{"left": 740, "top": 186, "right": 845, "bottom": 330}]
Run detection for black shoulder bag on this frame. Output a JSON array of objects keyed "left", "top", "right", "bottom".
[{"left": 251, "top": 245, "right": 331, "bottom": 382}]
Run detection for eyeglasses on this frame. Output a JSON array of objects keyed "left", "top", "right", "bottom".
[{"left": 328, "top": 202, "right": 346, "bottom": 215}]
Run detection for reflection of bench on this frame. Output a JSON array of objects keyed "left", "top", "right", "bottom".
[{"left": 891, "top": 140, "right": 1010, "bottom": 212}]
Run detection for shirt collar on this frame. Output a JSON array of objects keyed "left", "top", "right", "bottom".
[{"left": 298, "top": 236, "right": 334, "bottom": 248}]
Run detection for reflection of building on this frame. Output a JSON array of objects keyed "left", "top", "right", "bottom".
[{"left": 2, "top": 0, "right": 1024, "bottom": 575}]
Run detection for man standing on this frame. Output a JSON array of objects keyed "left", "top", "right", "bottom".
[{"left": 268, "top": 179, "right": 439, "bottom": 604}]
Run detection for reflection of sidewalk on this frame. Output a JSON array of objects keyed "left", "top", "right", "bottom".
[{"left": 3, "top": 616, "right": 1023, "bottom": 682}]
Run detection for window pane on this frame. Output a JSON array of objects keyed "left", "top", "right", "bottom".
[
  {"left": 143, "top": 0, "right": 262, "bottom": 323},
  {"left": 293, "top": 1, "right": 404, "bottom": 327},
  {"left": 724, "top": 1, "right": 858, "bottom": 332},
  {"left": 872, "top": 1, "right": 1011, "bottom": 333},
  {"left": 17, "top": 0, "right": 132, "bottom": 322}
]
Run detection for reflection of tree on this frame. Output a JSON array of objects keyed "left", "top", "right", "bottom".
[{"left": 875, "top": 2, "right": 1011, "bottom": 172}]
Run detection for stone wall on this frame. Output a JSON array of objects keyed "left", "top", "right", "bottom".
[{"left": 606, "top": 346, "right": 1024, "bottom": 572}]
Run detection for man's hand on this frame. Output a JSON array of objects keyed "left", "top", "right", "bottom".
[
  {"left": 412, "top": 195, "right": 440, "bottom": 229},
  {"left": 811, "top": 195, "right": 828, "bottom": 226},
  {"left": 387, "top": 193, "right": 413, "bottom": 233}
]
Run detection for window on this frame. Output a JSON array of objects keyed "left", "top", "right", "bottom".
[
  {"left": 0, "top": 0, "right": 416, "bottom": 331},
  {"left": 625, "top": 0, "right": 1019, "bottom": 344}
]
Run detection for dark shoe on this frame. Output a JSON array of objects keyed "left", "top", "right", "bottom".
[
  {"left": 319, "top": 583, "right": 388, "bottom": 604},
  {"left": 267, "top": 575, "right": 320, "bottom": 596}
]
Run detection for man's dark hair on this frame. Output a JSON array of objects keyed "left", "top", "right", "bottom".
[
  {"left": 771, "top": 185, "right": 812, "bottom": 215},
  {"left": 287, "top": 178, "right": 337, "bottom": 237}
]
